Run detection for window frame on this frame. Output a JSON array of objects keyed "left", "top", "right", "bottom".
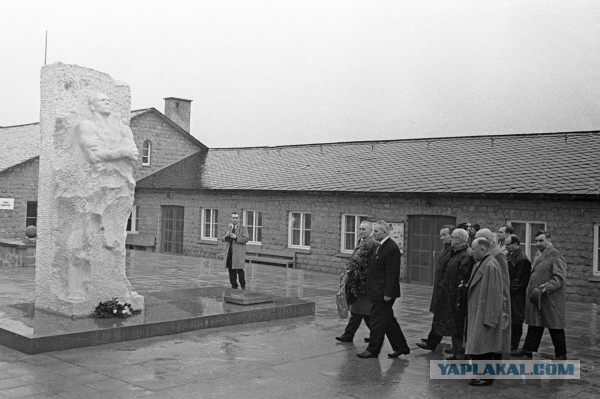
[
  {"left": 507, "top": 220, "right": 547, "bottom": 262},
  {"left": 126, "top": 205, "right": 140, "bottom": 233},
  {"left": 25, "top": 201, "right": 38, "bottom": 228},
  {"left": 243, "top": 210, "right": 263, "bottom": 245},
  {"left": 142, "top": 140, "right": 152, "bottom": 166},
  {"left": 201, "top": 208, "right": 219, "bottom": 241},
  {"left": 288, "top": 211, "right": 311, "bottom": 250},
  {"left": 593, "top": 223, "right": 600, "bottom": 277},
  {"left": 340, "top": 214, "right": 369, "bottom": 253}
]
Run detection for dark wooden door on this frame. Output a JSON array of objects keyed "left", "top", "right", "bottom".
[
  {"left": 161, "top": 206, "right": 184, "bottom": 254},
  {"left": 407, "top": 215, "right": 456, "bottom": 285}
]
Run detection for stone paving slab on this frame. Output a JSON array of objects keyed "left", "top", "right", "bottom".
[{"left": 0, "top": 251, "right": 599, "bottom": 398}]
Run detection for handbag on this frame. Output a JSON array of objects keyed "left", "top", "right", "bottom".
[{"left": 336, "top": 287, "right": 349, "bottom": 319}]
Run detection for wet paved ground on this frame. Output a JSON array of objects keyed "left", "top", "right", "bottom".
[{"left": 1, "top": 251, "right": 599, "bottom": 398}]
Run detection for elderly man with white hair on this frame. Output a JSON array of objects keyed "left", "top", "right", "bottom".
[
  {"left": 416, "top": 228, "right": 473, "bottom": 359},
  {"left": 465, "top": 237, "right": 504, "bottom": 387},
  {"left": 474, "top": 228, "right": 511, "bottom": 358},
  {"left": 444, "top": 228, "right": 474, "bottom": 359}
]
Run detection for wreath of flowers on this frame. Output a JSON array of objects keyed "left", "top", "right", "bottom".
[
  {"left": 92, "top": 298, "right": 142, "bottom": 319},
  {"left": 345, "top": 240, "right": 379, "bottom": 304}
]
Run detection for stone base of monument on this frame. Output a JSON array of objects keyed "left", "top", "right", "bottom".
[
  {"left": 223, "top": 292, "right": 274, "bottom": 305},
  {"left": 0, "top": 286, "right": 315, "bottom": 354}
]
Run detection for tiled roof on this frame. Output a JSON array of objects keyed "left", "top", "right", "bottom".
[
  {"left": 130, "top": 108, "right": 151, "bottom": 118},
  {"left": 0, "top": 123, "right": 40, "bottom": 173},
  {"left": 137, "top": 131, "right": 600, "bottom": 196}
]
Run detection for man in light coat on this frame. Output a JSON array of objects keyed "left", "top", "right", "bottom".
[
  {"left": 336, "top": 221, "right": 377, "bottom": 342},
  {"left": 475, "top": 228, "right": 511, "bottom": 357},
  {"left": 465, "top": 237, "right": 504, "bottom": 387},
  {"left": 515, "top": 231, "right": 568, "bottom": 360},
  {"left": 222, "top": 212, "right": 249, "bottom": 290}
]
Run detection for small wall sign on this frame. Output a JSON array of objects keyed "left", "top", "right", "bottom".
[{"left": 0, "top": 198, "right": 15, "bottom": 210}]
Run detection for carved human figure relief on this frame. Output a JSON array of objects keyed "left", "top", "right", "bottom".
[
  {"left": 56, "top": 92, "right": 139, "bottom": 301},
  {"left": 76, "top": 92, "right": 138, "bottom": 164}
]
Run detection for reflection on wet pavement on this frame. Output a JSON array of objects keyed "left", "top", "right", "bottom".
[{"left": 0, "top": 250, "right": 599, "bottom": 398}]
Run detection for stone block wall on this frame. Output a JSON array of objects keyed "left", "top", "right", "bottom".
[
  {"left": 130, "top": 111, "right": 203, "bottom": 182},
  {"left": 0, "top": 239, "right": 36, "bottom": 267},
  {"left": 133, "top": 188, "right": 600, "bottom": 302},
  {"left": 0, "top": 158, "right": 39, "bottom": 239}
]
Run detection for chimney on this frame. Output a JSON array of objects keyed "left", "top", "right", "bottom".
[{"left": 164, "top": 97, "right": 192, "bottom": 132}]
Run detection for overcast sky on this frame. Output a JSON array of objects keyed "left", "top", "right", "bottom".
[{"left": 1, "top": 0, "right": 599, "bottom": 148}]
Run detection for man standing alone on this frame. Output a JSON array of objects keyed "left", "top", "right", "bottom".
[
  {"left": 357, "top": 221, "right": 409, "bottom": 359},
  {"left": 222, "top": 212, "right": 249, "bottom": 290}
]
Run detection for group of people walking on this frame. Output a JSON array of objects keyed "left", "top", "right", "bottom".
[{"left": 336, "top": 221, "right": 568, "bottom": 387}]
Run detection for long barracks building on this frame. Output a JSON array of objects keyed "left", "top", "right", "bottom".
[{"left": 1, "top": 99, "right": 599, "bottom": 302}]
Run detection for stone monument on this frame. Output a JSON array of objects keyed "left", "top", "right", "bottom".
[{"left": 35, "top": 63, "right": 144, "bottom": 317}]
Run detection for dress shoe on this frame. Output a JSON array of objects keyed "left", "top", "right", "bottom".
[
  {"left": 469, "top": 379, "right": 493, "bottom": 386},
  {"left": 444, "top": 347, "right": 454, "bottom": 354},
  {"left": 356, "top": 350, "right": 378, "bottom": 358},
  {"left": 416, "top": 342, "right": 436, "bottom": 351},
  {"left": 446, "top": 355, "right": 458, "bottom": 360},
  {"left": 335, "top": 335, "right": 353, "bottom": 343},
  {"left": 364, "top": 337, "right": 370, "bottom": 343},
  {"left": 555, "top": 355, "right": 567, "bottom": 360},
  {"left": 512, "top": 350, "right": 532, "bottom": 359},
  {"left": 387, "top": 348, "right": 410, "bottom": 358},
  {"left": 420, "top": 338, "right": 428, "bottom": 342}
]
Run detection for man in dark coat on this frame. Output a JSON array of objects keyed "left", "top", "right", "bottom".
[
  {"left": 336, "top": 221, "right": 378, "bottom": 342},
  {"left": 357, "top": 220, "right": 409, "bottom": 359},
  {"left": 515, "top": 231, "right": 568, "bottom": 360},
  {"left": 505, "top": 234, "right": 531, "bottom": 353},
  {"left": 416, "top": 225, "right": 454, "bottom": 351},
  {"left": 445, "top": 228, "right": 474, "bottom": 359}
]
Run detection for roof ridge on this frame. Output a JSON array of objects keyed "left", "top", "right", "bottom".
[{"left": 208, "top": 130, "right": 600, "bottom": 151}]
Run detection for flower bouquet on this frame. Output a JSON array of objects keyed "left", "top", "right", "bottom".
[{"left": 92, "top": 298, "right": 142, "bottom": 319}]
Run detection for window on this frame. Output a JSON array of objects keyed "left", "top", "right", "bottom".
[
  {"left": 508, "top": 220, "right": 546, "bottom": 262},
  {"left": 244, "top": 210, "right": 263, "bottom": 244},
  {"left": 594, "top": 224, "right": 600, "bottom": 277},
  {"left": 26, "top": 202, "right": 37, "bottom": 227},
  {"left": 341, "top": 214, "right": 368, "bottom": 252},
  {"left": 126, "top": 205, "right": 140, "bottom": 232},
  {"left": 289, "top": 212, "right": 311, "bottom": 249},
  {"left": 201, "top": 208, "right": 219, "bottom": 240},
  {"left": 142, "top": 140, "right": 151, "bottom": 166}
]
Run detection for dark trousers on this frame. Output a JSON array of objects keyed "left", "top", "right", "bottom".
[
  {"left": 426, "top": 328, "right": 464, "bottom": 354},
  {"left": 522, "top": 325, "right": 567, "bottom": 357},
  {"left": 366, "top": 299, "right": 408, "bottom": 355},
  {"left": 227, "top": 267, "right": 245, "bottom": 289},
  {"left": 511, "top": 323, "right": 523, "bottom": 350},
  {"left": 470, "top": 352, "right": 495, "bottom": 382},
  {"left": 342, "top": 313, "right": 371, "bottom": 338}
]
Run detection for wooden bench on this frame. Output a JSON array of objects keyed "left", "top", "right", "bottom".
[
  {"left": 245, "top": 248, "right": 296, "bottom": 269},
  {"left": 126, "top": 234, "right": 156, "bottom": 252}
]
